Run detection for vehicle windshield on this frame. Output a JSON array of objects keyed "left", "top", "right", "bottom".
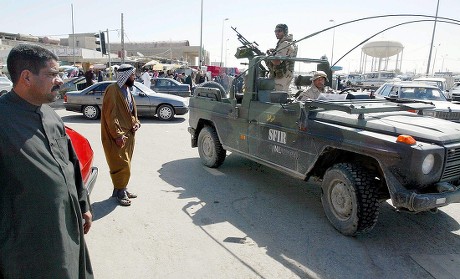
[
  {"left": 399, "top": 87, "right": 447, "bottom": 101},
  {"left": 131, "top": 82, "right": 156, "bottom": 96}
]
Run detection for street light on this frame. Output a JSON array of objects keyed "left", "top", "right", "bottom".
[
  {"left": 431, "top": 43, "right": 440, "bottom": 75},
  {"left": 225, "top": 38, "right": 229, "bottom": 67},
  {"left": 329, "top": 19, "right": 335, "bottom": 66},
  {"left": 220, "top": 18, "right": 229, "bottom": 67}
]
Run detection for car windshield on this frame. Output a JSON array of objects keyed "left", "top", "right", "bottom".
[
  {"left": 131, "top": 82, "right": 156, "bottom": 96},
  {"left": 399, "top": 87, "right": 447, "bottom": 101}
]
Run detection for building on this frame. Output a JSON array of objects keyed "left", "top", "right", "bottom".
[{"left": 0, "top": 32, "right": 209, "bottom": 71}]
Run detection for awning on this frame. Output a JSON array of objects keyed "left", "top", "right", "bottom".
[{"left": 144, "top": 59, "right": 160, "bottom": 66}]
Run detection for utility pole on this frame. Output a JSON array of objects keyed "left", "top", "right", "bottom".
[
  {"left": 71, "top": 4, "right": 75, "bottom": 65},
  {"left": 107, "top": 28, "right": 112, "bottom": 80},
  {"left": 199, "top": 0, "right": 203, "bottom": 67},
  {"left": 121, "top": 13, "right": 125, "bottom": 64},
  {"left": 426, "top": 0, "right": 440, "bottom": 75}
]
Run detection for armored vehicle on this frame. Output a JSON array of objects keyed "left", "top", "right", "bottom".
[{"left": 188, "top": 53, "right": 460, "bottom": 236}]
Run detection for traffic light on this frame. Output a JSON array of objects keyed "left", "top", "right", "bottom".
[{"left": 94, "top": 32, "right": 107, "bottom": 55}]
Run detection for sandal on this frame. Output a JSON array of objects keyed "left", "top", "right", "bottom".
[
  {"left": 116, "top": 191, "right": 131, "bottom": 206},
  {"left": 126, "top": 191, "right": 137, "bottom": 199}
]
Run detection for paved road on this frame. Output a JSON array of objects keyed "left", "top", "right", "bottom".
[{"left": 55, "top": 105, "right": 460, "bottom": 279}]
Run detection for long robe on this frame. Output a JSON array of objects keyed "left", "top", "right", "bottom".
[
  {"left": 100, "top": 83, "right": 140, "bottom": 189},
  {"left": 0, "top": 91, "right": 93, "bottom": 278}
]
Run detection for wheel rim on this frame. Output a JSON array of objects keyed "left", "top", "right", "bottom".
[
  {"left": 159, "top": 106, "right": 172, "bottom": 119},
  {"left": 84, "top": 106, "right": 97, "bottom": 118},
  {"left": 201, "top": 134, "right": 214, "bottom": 158},
  {"left": 329, "top": 181, "right": 353, "bottom": 221}
]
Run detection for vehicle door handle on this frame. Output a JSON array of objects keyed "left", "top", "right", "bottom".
[{"left": 249, "top": 119, "right": 258, "bottom": 124}]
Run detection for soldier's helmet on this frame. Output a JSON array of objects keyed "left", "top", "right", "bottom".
[
  {"left": 275, "top": 24, "right": 288, "bottom": 34},
  {"left": 312, "top": 71, "right": 329, "bottom": 82}
]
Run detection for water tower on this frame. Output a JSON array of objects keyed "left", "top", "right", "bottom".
[{"left": 360, "top": 41, "right": 404, "bottom": 73}]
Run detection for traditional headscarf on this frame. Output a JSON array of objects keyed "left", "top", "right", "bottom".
[{"left": 117, "top": 64, "right": 135, "bottom": 87}]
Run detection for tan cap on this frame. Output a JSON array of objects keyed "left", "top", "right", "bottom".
[{"left": 312, "top": 71, "right": 329, "bottom": 82}]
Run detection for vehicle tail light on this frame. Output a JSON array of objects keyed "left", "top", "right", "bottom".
[
  {"left": 64, "top": 94, "right": 67, "bottom": 102},
  {"left": 407, "top": 109, "right": 417, "bottom": 113}
]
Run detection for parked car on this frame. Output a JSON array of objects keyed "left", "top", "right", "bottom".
[
  {"left": 64, "top": 81, "right": 189, "bottom": 121},
  {"left": 374, "top": 81, "right": 460, "bottom": 122},
  {"left": 450, "top": 82, "right": 460, "bottom": 102},
  {"left": 0, "top": 76, "right": 13, "bottom": 96},
  {"left": 65, "top": 125, "right": 98, "bottom": 195},
  {"left": 151, "top": 77, "right": 191, "bottom": 97},
  {"left": 413, "top": 77, "right": 451, "bottom": 98},
  {"left": 59, "top": 76, "right": 86, "bottom": 98}
]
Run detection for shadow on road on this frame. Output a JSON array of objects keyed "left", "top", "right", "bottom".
[
  {"left": 91, "top": 198, "right": 118, "bottom": 221},
  {"left": 158, "top": 154, "right": 460, "bottom": 278},
  {"left": 60, "top": 114, "right": 186, "bottom": 124}
]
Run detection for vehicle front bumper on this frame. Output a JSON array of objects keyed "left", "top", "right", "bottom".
[
  {"left": 385, "top": 169, "right": 460, "bottom": 212},
  {"left": 175, "top": 107, "right": 189, "bottom": 115}
]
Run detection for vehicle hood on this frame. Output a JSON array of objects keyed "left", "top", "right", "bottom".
[
  {"left": 430, "top": 101, "right": 460, "bottom": 112},
  {"left": 315, "top": 110, "right": 460, "bottom": 144}
]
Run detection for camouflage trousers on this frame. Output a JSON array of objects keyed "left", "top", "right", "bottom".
[{"left": 274, "top": 71, "right": 293, "bottom": 91}]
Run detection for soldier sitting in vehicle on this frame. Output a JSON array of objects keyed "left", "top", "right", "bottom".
[{"left": 296, "top": 71, "right": 332, "bottom": 101}]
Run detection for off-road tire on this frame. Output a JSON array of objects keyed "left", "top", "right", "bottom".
[
  {"left": 83, "top": 105, "right": 100, "bottom": 120},
  {"left": 157, "top": 104, "right": 175, "bottom": 121},
  {"left": 321, "top": 163, "right": 379, "bottom": 236},
  {"left": 198, "top": 81, "right": 227, "bottom": 98},
  {"left": 197, "top": 126, "right": 226, "bottom": 168}
]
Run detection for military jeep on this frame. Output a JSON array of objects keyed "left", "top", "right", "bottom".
[{"left": 188, "top": 55, "right": 460, "bottom": 236}]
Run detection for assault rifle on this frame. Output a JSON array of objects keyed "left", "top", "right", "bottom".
[{"left": 231, "top": 26, "right": 267, "bottom": 76}]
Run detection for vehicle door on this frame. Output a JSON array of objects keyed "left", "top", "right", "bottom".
[
  {"left": 247, "top": 96, "right": 301, "bottom": 171},
  {"left": 84, "top": 83, "right": 109, "bottom": 105},
  {"left": 131, "top": 85, "right": 154, "bottom": 116}
]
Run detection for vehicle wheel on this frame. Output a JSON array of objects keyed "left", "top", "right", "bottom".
[
  {"left": 197, "top": 126, "right": 226, "bottom": 168},
  {"left": 83, "top": 105, "right": 100, "bottom": 120},
  {"left": 157, "top": 104, "right": 175, "bottom": 121},
  {"left": 321, "top": 163, "right": 379, "bottom": 236},
  {"left": 198, "top": 81, "right": 227, "bottom": 98}
]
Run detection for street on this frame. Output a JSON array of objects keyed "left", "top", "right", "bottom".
[{"left": 55, "top": 105, "right": 460, "bottom": 279}]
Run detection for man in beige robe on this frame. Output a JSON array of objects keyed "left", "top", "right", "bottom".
[{"left": 101, "top": 64, "right": 141, "bottom": 206}]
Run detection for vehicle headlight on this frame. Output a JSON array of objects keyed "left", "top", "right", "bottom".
[{"left": 422, "top": 154, "right": 435, "bottom": 174}]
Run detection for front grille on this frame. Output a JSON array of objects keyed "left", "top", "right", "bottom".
[
  {"left": 441, "top": 143, "right": 460, "bottom": 181},
  {"left": 435, "top": 111, "right": 460, "bottom": 121}
]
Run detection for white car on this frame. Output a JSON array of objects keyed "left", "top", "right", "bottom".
[
  {"left": 374, "top": 81, "right": 460, "bottom": 122},
  {"left": 0, "top": 76, "right": 12, "bottom": 96},
  {"left": 450, "top": 82, "right": 460, "bottom": 102}
]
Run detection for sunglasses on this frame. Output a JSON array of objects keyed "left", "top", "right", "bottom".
[{"left": 274, "top": 29, "right": 283, "bottom": 33}]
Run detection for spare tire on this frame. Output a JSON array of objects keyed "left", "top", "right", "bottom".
[{"left": 197, "top": 81, "right": 227, "bottom": 98}]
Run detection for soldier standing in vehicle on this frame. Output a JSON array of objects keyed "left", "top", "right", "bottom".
[
  {"left": 297, "top": 71, "right": 330, "bottom": 101},
  {"left": 266, "top": 23, "right": 297, "bottom": 91}
]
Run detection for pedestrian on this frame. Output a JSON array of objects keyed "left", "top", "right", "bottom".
[
  {"left": 98, "top": 70, "right": 104, "bottom": 82},
  {"left": 0, "top": 43, "right": 93, "bottom": 278},
  {"left": 101, "top": 64, "right": 141, "bottom": 206},
  {"left": 85, "top": 66, "right": 95, "bottom": 88},
  {"left": 297, "top": 71, "right": 330, "bottom": 101},
  {"left": 141, "top": 68, "right": 151, "bottom": 88},
  {"left": 266, "top": 23, "right": 297, "bottom": 91}
]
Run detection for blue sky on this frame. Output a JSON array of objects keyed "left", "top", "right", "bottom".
[{"left": 3, "top": 0, "right": 460, "bottom": 73}]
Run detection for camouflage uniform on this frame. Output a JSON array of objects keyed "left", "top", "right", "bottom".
[
  {"left": 297, "top": 83, "right": 326, "bottom": 101},
  {"left": 267, "top": 34, "right": 297, "bottom": 91}
]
